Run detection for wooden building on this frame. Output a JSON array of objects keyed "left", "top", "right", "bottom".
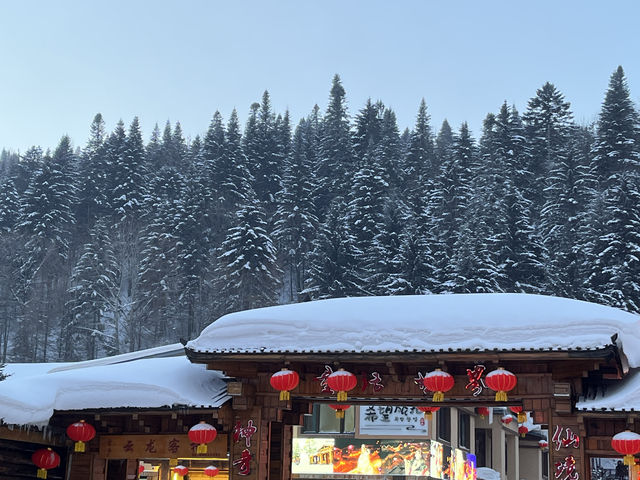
[{"left": 2, "top": 293, "right": 640, "bottom": 480}]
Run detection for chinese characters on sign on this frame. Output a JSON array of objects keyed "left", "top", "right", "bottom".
[
  {"left": 552, "top": 426, "right": 580, "bottom": 451},
  {"left": 465, "top": 365, "right": 487, "bottom": 396},
  {"left": 233, "top": 419, "right": 257, "bottom": 475},
  {"left": 361, "top": 371, "right": 385, "bottom": 393},
  {"left": 414, "top": 372, "right": 427, "bottom": 395},
  {"left": 99, "top": 434, "right": 227, "bottom": 459},
  {"left": 317, "top": 365, "right": 334, "bottom": 394},
  {"left": 358, "top": 405, "right": 430, "bottom": 437},
  {"left": 555, "top": 455, "right": 579, "bottom": 480}
]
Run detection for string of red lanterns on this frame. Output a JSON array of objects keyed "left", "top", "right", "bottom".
[
  {"left": 485, "top": 367, "right": 517, "bottom": 401},
  {"left": 329, "top": 404, "right": 351, "bottom": 418},
  {"left": 188, "top": 421, "right": 218, "bottom": 454},
  {"left": 270, "top": 368, "right": 299, "bottom": 401},
  {"left": 32, "top": 448, "right": 60, "bottom": 479},
  {"left": 327, "top": 369, "right": 357, "bottom": 402},
  {"left": 423, "top": 369, "right": 455, "bottom": 402},
  {"left": 611, "top": 430, "right": 640, "bottom": 466},
  {"left": 66, "top": 419, "right": 96, "bottom": 452}
]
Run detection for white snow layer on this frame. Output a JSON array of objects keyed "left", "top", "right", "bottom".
[
  {"left": 0, "top": 356, "right": 229, "bottom": 427},
  {"left": 187, "top": 294, "right": 640, "bottom": 366},
  {"left": 577, "top": 369, "right": 640, "bottom": 411},
  {"left": 476, "top": 467, "right": 501, "bottom": 480}
]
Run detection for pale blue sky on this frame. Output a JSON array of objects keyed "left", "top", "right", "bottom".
[{"left": 1, "top": 1, "right": 638, "bottom": 152}]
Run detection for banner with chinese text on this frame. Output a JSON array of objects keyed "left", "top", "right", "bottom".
[{"left": 99, "top": 434, "right": 228, "bottom": 459}]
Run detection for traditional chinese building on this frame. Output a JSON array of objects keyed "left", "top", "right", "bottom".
[{"left": 1, "top": 293, "right": 640, "bottom": 480}]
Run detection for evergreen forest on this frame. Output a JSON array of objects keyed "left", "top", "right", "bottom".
[{"left": 0, "top": 66, "right": 639, "bottom": 362}]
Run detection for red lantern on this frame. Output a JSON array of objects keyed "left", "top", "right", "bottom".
[
  {"left": 485, "top": 367, "right": 517, "bottom": 401},
  {"left": 173, "top": 465, "right": 189, "bottom": 477},
  {"left": 612, "top": 430, "right": 640, "bottom": 466},
  {"left": 329, "top": 404, "right": 351, "bottom": 419},
  {"left": 539, "top": 439, "right": 549, "bottom": 449},
  {"left": 518, "top": 425, "right": 529, "bottom": 437},
  {"left": 417, "top": 406, "right": 440, "bottom": 419},
  {"left": 270, "top": 368, "right": 299, "bottom": 401},
  {"left": 326, "top": 369, "right": 357, "bottom": 402},
  {"left": 501, "top": 414, "right": 514, "bottom": 425},
  {"left": 66, "top": 419, "right": 96, "bottom": 452},
  {"left": 188, "top": 421, "right": 217, "bottom": 454},
  {"left": 423, "top": 369, "right": 454, "bottom": 402},
  {"left": 32, "top": 448, "right": 60, "bottom": 479},
  {"left": 204, "top": 465, "right": 219, "bottom": 477},
  {"left": 509, "top": 406, "right": 527, "bottom": 423},
  {"left": 476, "top": 407, "right": 490, "bottom": 419},
  {"left": 139, "top": 465, "right": 145, "bottom": 475}
]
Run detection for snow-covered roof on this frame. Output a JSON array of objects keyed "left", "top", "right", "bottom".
[
  {"left": 187, "top": 294, "right": 640, "bottom": 366},
  {"left": 577, "top": 369, "right": 640, "bottom": 412},
  {"left": 0, "top": 355, "right": 230, "bottom": 427}
]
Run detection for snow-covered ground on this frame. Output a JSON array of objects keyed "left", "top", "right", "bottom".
[
  {"left": 0, "top": 354, "right": 229, "bottom": 427},
  {"left": 188, "top": 294, "right": 640, "bottom": 367}
]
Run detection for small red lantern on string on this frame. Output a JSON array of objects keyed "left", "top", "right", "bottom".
[
  {"left": 417, "top": 406, "right": 440, "bottom": 419},
  {"left": 518, "top": 425, "right": 529, "bottom": 437},
  {"left": 423, "top": 369, "right": 455, "bottom": 402},
  {"left": 539, "top": 439, "right": 549, "bottom": 450},
  {"left": 270, "top": 368, "right": 299, "bottom": 401},
  {"left": 188, "top": 421, "right": 217, "bottom": 454},
  {"left": 612, "top": 430, "right": 640, "bottom": 466},
  {"left": 476, "top": 407, "right": 490, "bottom": 419},
  {"left": 329, "top": 404, "right": 351, "bottom": 419},
  {"left": 204, "top": 465, "right": 219, "bottom": 477},
  {"left": 173, "top": 465, "right": 189, "bottom": 477},
  {"left": 485, "top": 367, "right": 517, "bottom": 401},
  {"left": 66, "top": 419, "right": 96, "bottom": 452},
  {"left": 32, "top": 448, "right": 60, "bottom": 479},
  {"left": 327, "top": 369, "right": 357, "bottom": 402},
  {"left": 509, "top": 406, "right": 527, "bottom": 423},
  {"left": 501, "top": 414, "right": 514, "bottom": 425}
]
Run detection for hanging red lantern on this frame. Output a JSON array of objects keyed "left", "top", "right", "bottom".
[
  {"left": 476, "top": 407, "right": 490, "bottom": 419},
  {"left": 270, "top": 368, "right": 299, "bottom": 401},
  {"left": 329, "top": 404, "right": 351, "bottom": 419},
  {"left": 509, "top": 406, "right": 527, "bottom": 423},
  {"left": 501, "top": 414, "right": 514, "bottom": 425},
  {"left": 326, "top": 369, "right": 357, "bottom": 402},
  {"left": 612, "top": 430, "right": 640, "bottom": 466},
  {"left": 417, "top": 406, "right": 440, "bottom": 419},
  {"left": 188, "top": 421, "right": 217, "bottom": 454},
  {"left": 32, "top": 448, "right": 60, "bottom": 479},
  {"left": 66, "top": 419, "right": 96, "bottom": 452},
  {"left": 173, "top": 465, "right": 189, "bottom": 477},
  {"left": 423, "top": 369, "right": 455, "bottom": 402},
  {"left": 485, "top": 368, "right": 517, "bottom": 401},
  {"left": 539, "top": 439, "right": 549, "bottom": 449},
  {"left": 204, "top": 465, "right": 219, "bottom": 477},
  {"left": 518, "top": 425, "right": 529, "bottom": 437}
]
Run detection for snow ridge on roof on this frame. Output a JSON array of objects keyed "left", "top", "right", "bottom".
[
  {"left": 187, "top": 294, "right": 640, "bottom": 367},
  {"left": 0, "top": 356, "right": 229, "bottom": 427}
]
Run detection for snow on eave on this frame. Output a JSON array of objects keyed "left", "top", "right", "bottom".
[
  {"left": 187, "top": 294, "right": 640, "bottom": 367},
  {"left": 577, "top": 368, "right": 640, "bottom": 412},
  {"left": 0, "top": 356, "right": 229, "bottom": 428}
]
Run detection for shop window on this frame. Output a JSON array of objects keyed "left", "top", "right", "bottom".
[
  {"left": 458, "top": 412, "right": 470, "bottom": 449},
  {"left": 437, "top": 407, "right": 451, "bottom": 443},
  {"left": 474, "top": 428, "right": 491, "bottom": 467},
  {"left": 302, "top": 404, "right": 355, "bottom": 434}
]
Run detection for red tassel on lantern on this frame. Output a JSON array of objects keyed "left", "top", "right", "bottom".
[
  {"left": 612, "top": 430, "right": 640, "bottom": 466},
  {"left": 509, "top": 406, "right": 527, "bottom": 423},
  {"left": 417, "top": 406, "right": 440, "bottom": 419},
  {"left": 485, "top": 367, "right": 517, "bottom": 402},
  {"left": 188, "top": 421, "right": 217, "bottom": 454},
  {"left": 270, "top": 368, "right": 299, "bottom": 401},
  {"left": 66, "top": 420, "right": 96, "bottom": 452},
  {"left": 422, "top": 369, "right": 455, "bottom": 402},
  {"left": 476, "top": 407, "right": 490, "bottom": 419},
  {"left": 329, "top": 404, "right": 351, "bottom": 419},
  {"left": 326, "top": 369, "right": 357, "bottom": 402},
  {"left": 32, "top": 448, "right": 60, "bottom": 479}
]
